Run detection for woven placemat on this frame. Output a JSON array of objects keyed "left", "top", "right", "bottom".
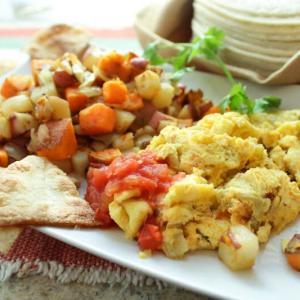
[{"left": 0, "top": 227, "right": 164, "bottom": 287}]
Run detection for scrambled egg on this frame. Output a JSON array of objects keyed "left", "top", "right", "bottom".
[
  {"left": 149, "top": 111, "right": 300, "bottom": 258},
  {"left": 149, "top": 123, "right": 269, "bottom": 186}
]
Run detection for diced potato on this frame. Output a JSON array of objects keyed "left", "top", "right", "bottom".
[
  {"left": 48, "top": 96, "right": 71, "bottom": 120},
  {"left": 0, "top": 116, "right": 11, "bottom": 140},
  {"left": 122, "top": 199, "right": 152, "bottom": 239},
  {"left": 178, "top": 105, "right": 192, "bottom": 119},
  {"left": 114, "top": 189, "right": 141, "bottom": 203},
  {"left": 162, "top": 227, "right": 189, "bottom": 259},
  {"left": 37, "top": 67, "right": 58, "bottom": 96},
  {"left": 218, "top": 225, "right": 259, "bottom": 271},
  {"left": 115, "top": 109, "right": 136, "bottom": 133},
  {"left": 134, "top": 70, "right": 160, "bottom": 100},
  {"left": 152, "top": 82, "right": 175, "bottom": 109},
  {"left": 109, "top": 201, "right": 129, "bottom": 232},
  {"left": 30, "top": 86, "right": 49, "bottom": 103},
  {"left": 89, "top": 148, "right": 121, "bottom": 165},
  {"left": 71, "top": 149, "right": 89, "bottom": 176},
  {"left": 112, "top": 132, "right": 134, "bottom": 151},
  {"left": 9, "top": 112, "right": 36, "bottom": 137},
  {"left": 34, "top": 96, "right": 53, "bottom": 123},
  {"left": 135, "top": 134, "right": 152, "bottom": 149},
  {"left": 82, "top": 47, "right": 103, "bottom": 71},
  {"left": 1, "top": 95, "right": 33, "bottom": 117}
]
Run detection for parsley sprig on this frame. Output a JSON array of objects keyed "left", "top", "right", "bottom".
[{"left": 143, "top": 27, "right": 281, "bottom": 114}]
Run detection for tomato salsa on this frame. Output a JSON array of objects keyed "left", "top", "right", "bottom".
[{"left": 85, "top": 150, "right": 184, "bottom": 251}]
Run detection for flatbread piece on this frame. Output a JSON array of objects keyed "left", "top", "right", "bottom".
[{"left": 0, "top": 155, "right": 97, "bottom": 227}]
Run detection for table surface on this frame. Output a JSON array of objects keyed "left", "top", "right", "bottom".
[{"left": 0, "top": 275, "right": 211, "bottom": 300}]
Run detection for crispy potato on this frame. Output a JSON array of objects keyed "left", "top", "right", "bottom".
[
  {"left": 134, "top": 70, "right": 160, "bottom": 100},
  {"left": 9, "top": 112, "right": 36, "bottom": 137},
  {"left": 0, "top": 116, "right": 11, "bottom": 140},
  {"left": 89, "top": 148, "right": 121, "bottom": 165},
  {"left": 114, "top": 110, "right": 136, "bottom": 133},
  {"left": 1, "top": 95, "right": 33, "bottom": 118},
  {"left": 48, "top": 96, "right": 71, "bottom": 120},
  {"left": 218, "top": 225, "right": 259, "bottom": 271},
  {"left": 122, "top": 199, "right": 152, "bottom": 239},
  {"left": 108, "top": 201, "right": 128, "bottom": 232},
  {"left": 152, "top": 82, "right": 175, "bottom": 109},
  {"left": 112, "top": 132, "right": 134, "bottom": 151},
  {"left": 34, "top": 96, "right": 53, "bottom": 123}
]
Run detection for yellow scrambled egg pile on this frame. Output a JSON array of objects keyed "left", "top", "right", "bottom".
[{"left": 149, "top": 111, "right": 300, "bottom": 258}]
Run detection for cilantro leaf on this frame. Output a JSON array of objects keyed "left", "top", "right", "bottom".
[
  {"left": 219, "top": 83, "right": 253, "bottom": 114},
  {"left": 143, "top": 27, "right": 282, "bottom": 114},
  {"left": 143, "top": 41, "right": 165, "bottom": 65},
  {"left": 252, "top": 96, "right": 281, "bottom": 113},
  {"left": 198, "top": 27, "right": 225, "bottom": 59},
  {"left": 169, "top": 67, "right": 194, "bottom": 82}
]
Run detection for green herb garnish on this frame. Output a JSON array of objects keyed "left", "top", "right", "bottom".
[{"left": 143, "top": 27, "right": 281, "bottom": 114}]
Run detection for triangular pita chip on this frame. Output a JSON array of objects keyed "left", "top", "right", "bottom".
[{"left": 0, "top": 155, "right": 97, "bottom": 227}]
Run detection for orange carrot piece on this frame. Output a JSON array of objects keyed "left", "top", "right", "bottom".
[
  {"left": 98, "top": 51, "right": 124, "bottom": 79},
  {"left": 0, "top": 150, "right": 8, "bottom": 167},
  {"left": 66, "top": 88, "right": 89, "bottom": 114},
  {"left": 79, "top": 103, "right": 116, "bottom": 135},
  {"left": 103, "top": 79, "right": 128, "bottom": 105},
  {"left": 123, "top": 92, "right": 144, "bottom": 111},
  {"left": 205, "top": 106, "right": 221, "bottom": 115},
  {"left": 37, "top": 119, "right": 77, "bottom": 160},
  {"left": 31, "top": 59, "right": 54, "bottom": 84},
  {"left": 0, "top": 75, "right": 33, "bottom": 98},
  {"left": 286, "top": 253, "right": 300, "bottom": 271},
  {"left": 0, "top": 78, "right": 18, "bottom": 98}
]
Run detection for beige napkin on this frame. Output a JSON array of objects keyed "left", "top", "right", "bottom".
[{"left": 135, "top": 0, "right": 300, "bottom": 85}]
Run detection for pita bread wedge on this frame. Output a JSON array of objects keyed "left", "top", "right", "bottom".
[{"left": 0, "top": 155, "right": 98, "bottom": 227}]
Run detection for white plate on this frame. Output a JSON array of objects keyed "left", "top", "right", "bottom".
[
  {"left": 2, "top": 61, "right": 300, "bottom": 300},
  {"left": 0, "top": 49, "right": 29, "bottom": 76}
]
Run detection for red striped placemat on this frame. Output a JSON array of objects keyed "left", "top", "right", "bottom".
[{"left": 0, "top": 227, "right": 164, "bottom": 287}]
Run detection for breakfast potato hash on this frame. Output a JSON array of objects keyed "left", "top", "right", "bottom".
[{"left": 0, "top": 50, "right": 212, "bottom": 172}]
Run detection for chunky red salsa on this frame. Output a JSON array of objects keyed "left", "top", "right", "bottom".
[{"left": 85, "top": 150, "right": 184, "bottom": 251}]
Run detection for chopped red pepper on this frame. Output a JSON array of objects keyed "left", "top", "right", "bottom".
[{"left": 138, "top": 224, "right": 162, "bottom": 251}]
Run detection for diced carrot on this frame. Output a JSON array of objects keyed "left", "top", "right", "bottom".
[
  {"left": 98, "top": 51, "right": 139, "bottom": 82},
  {"left": 31, "top": 59, "right": 54, "bottom": 84},
  {"left": 66, "top": 88, "right": 89, "bottom": 114},
  {"left": 98, "top": 51, "right": 124, "bottom": 79},
  {"left": 0, "top": 78, "right": 17, "bottom": 98},
  {"left": 0, "top": 150, "right": 8, "bottom": 167},
  {"left": 286, "top": 253, "right": 300, "bottom": 271},
  {"left": 122, "top": 92, "right": 144, "bottom": 111},
  {"left": 204, "top": 106, "right": 221, "bottom": 115},
  {"left": 0, "top": 75, "right": 33, "bottom": 98},
  {"left": 37, "top": 119, "right": 77, "bottom": 160},
  {"left": 79, "top": 103, "right": 116, "bottom": 135},
  {"left": 89, "top": 148, "right": 122, "bottom": 165},
  {"left": 103, "top": 79, "right": 128, "bottom": 105}
]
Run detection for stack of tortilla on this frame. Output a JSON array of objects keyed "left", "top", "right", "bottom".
[{"left": 192, "top": 0, "right": 300, "bottom": 76}]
